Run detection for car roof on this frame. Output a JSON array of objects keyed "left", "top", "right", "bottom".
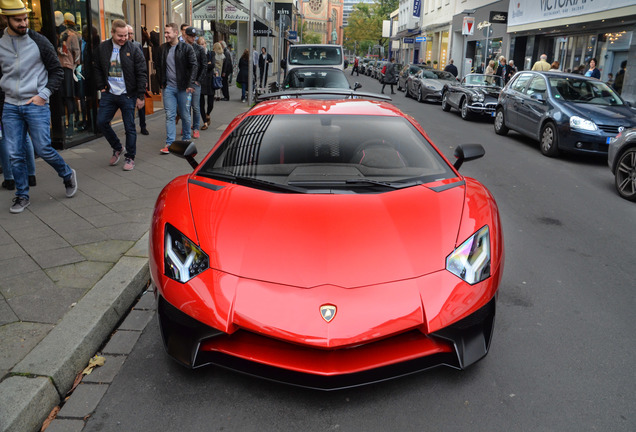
[{"left": 247, "top": 98, "right": 405, "bottom": 117}]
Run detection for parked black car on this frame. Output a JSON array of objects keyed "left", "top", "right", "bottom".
[
  {"left": 441, "top": 74, "right": 503, "bottom": 120},
  {"left": 406, "top": 69, "right": 457, "bottom": 103},
  {"left": 494, "top": 71, "right": 636, "bottom": 157},
  {"left": 397, "top": 64, "right": 427, "bottom": 92},
  {"left": 608, "top": 127, "right": 636, "bottom": 202},
  {"left": 281, "top": 67, "right": 357, "bottom": 90}
]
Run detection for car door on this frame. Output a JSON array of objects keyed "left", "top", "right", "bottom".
[
  {"left": 517, "top": 75, "right": 550, "bottom": 137},
  {"left": 504, "top": 72, "right": 534, "bottom": 129}
]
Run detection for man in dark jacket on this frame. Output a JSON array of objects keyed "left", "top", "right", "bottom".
[
  {"left": 0, "top": 1, "right": 78, "bottom": 213},
  {"left": 184, "top": 27, "right": 206, "bottom": 137},
  {"left": 127, "top": 24, "right": 149, "bottom": 136},
  {"left": 157, "top": 22, "right": 197, "bottom": 154},
  {"left": 220, "top": 40, "right": 232, "bottom": 100},
  {"left": 444, "top": 59, "right": 458, "bottom": 77},
  {"left": 94, "top": 19, "right": 147, "bottom": 171}
]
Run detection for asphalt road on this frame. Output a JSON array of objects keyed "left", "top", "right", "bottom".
[{"left": 81, "top": 72, "right": 636, "bottom": 432}]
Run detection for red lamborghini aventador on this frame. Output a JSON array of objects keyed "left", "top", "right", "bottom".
[{"left": 149, "top": 97, "right": 504, "bottom": 390}]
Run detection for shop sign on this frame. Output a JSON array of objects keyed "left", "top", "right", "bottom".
[
  {"left": 489, "top": 11, "right": 507, "bottom": 24},
  {"left": 462, "top": 16, "right": 474, "bottom": 35},
  {"left": 403, "top": 37, "right": 414, "bottom": 44},
  {"left": 194, "top": 4, "right": 217, "bottom": 20},
  {"left": 413, "top": 0, "right": 421, "bottom": 18},
  {"left": 275, "top": 3, "right": 293, "bottom": 23},
  {"left": 509, "top": 0, "right": 634, "bottom": 27},
  {"left": 477, "top": 21, "right": 491, "bottom": 31},
  {"left": 224, "top": 4, "right": 249, "bottom": 21}
]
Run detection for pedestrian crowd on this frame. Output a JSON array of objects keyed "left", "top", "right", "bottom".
[{"left": 0, "top": 0, "right": 261, "bottom": 214}]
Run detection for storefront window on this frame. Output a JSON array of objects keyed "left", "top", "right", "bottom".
[{"left": 440, "top": 30, "right": 448, "bottom": 69}]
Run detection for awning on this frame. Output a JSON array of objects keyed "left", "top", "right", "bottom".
[
  {"left": 229, "top": 20, "right": 275, "bottom": 37},
  {"left": 391, "top": 28, "right": 421, "bottom": 40}
]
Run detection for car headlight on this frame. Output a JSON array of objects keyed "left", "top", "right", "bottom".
[
  {"left": 425, "top": 84, "right": 436, "bottom": 90},
  {"left": 446, "top": 226, "right": 490, "bottom": 285},
  {"left": 164, "top": 224, "right": 209, "bottom": 283},
  {"left": 471, "top": 93, "right": 484, "bottom": 102},
  {"left": 570, "top": 116, "right": 598, "bottom": 131}
]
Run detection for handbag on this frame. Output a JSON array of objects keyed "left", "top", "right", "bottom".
[{"left": 212, "top": 76, "right": 223, "bottom": 90}]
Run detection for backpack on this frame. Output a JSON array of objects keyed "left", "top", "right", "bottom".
[{"left": 381, "top": 65, "right": 387, "bottom": 74}]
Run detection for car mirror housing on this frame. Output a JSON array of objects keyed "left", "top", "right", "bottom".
[
  {"left": 354, "top": 82, "right": 362, "bottom": 90},
  {"left": 169, "top": 141, "right": 199, "bottom": 169},
  {"left": 454, "top": 144, "right": 485, "bottom": 170}
]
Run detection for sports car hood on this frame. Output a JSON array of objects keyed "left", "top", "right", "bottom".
[
  {"left": 188, "top": 181, "right": 465, "bottom": 288},
  {"left": 473, "top": 86, "right": 501, "bottom": 99},
  {"left": 563, "top": 102, "right": 636, "bottom": 126}
]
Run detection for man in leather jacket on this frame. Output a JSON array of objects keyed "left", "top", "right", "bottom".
[
  {"left": 157, "top": 22, "right": 197, "bottom": 154},
  {"left": 94, "top": 19, "right": 147, "bottom": 171}
]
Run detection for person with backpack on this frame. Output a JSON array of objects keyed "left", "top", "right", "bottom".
[
  {"left": 351, "top": 57, "right": 359, "bottom": 76},
  {"left": 381, "top": 58, "right": 398, "bottom": 94}
]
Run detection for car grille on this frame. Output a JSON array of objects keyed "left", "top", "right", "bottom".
[{"left": 597, "top": 124, "right": 621, "bottom": 134}]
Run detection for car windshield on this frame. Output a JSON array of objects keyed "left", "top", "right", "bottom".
[
  {"left": 289, "top": 47, "right": 342, "bottom": 66},
  {"left": 284, "top": 69, "right": 350, "bottom": 89},
  {"left": 421, "top": 70, "right": 456, "bottom": 81},
  {"left": 464, "top": 74, "right": 503, "bottom": 88},
  {"left": 549, "top": 77, "right": 624, "bottom": 106},
  {"left": 199, "top": 114, "right": 455, "bottom": 193}
]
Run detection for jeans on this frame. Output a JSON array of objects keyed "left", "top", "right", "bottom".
[
  {"left": 1, "top": 133, "right": 36, "bottom": 180},
  {"left": 97, "top": 92, "right": 137, "bottom": 160},
  {"left": 191, "top": 84, "right": 201, "bottom": 131},
  {"left": 3, "top": 103, "right": 72, "bottom": 200},
  {"left": 137, "top": 107, "right": 146, "bottom": 129},
  {"left": 163, "top": 85, "right": 191, "bottom": 145}
]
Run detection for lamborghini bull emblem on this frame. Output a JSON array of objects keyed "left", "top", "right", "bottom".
[{"left": 320, "top": 305, "right": 337, "bottom": 322}]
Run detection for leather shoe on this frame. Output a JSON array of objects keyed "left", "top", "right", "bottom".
[{"left": 140, "top": 128, "right": 149, "bottom": 135}]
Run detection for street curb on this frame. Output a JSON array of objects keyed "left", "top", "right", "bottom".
[{"left": 0, "top": 236, "right": 150, "bottom": 432}]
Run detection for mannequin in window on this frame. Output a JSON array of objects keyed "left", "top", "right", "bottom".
[{"left": 57, "top": 12, "right": 81, "bottom": 135}]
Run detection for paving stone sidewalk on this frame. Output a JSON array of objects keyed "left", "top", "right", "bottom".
[{"left": 0, "top": 88, "right": 250, "bottom": 432}]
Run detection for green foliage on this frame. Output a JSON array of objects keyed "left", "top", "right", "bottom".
[
  {"left": 344, "top": 0, "right": 398, "bottom": 56},
  {"left": 304, "top": 32, "right": 322, "bottom": 44}
]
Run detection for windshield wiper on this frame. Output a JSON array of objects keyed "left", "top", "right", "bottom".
[
  {"left": 200, "top": 171, "right": 307, "bottom": 193},
  {"left": 344, "top": 178, "right": 424, "bottom": 189}
]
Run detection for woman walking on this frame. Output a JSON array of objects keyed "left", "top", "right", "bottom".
[
  {"left": 237, "top": 49, "right": 250, "bottom": 102},
  {"left": 197, "top": 37, "right": 213, "bottom": 129}
]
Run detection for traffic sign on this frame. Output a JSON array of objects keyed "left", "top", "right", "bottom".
[{"left": 415, "top": 36, "right": 426, "bottom": 42}]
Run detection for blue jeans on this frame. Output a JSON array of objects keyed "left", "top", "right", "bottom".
[
  {"left": 3, "top": 103, "right": 72, "bottom": 200},
  {"left": 1, "top": 133, "right": 35, "bottom": 180},
  {"left": 163, "top": 85, "right": 191, "bottom": 145},
  {"left": 97, "top": 92, "right": 137, "bottom": 159},
  {"left": 191, "top": 84, "right": 201, "bottom": 131}
]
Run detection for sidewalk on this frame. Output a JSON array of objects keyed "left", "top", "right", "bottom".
[{"left": 0, "top": 86, "right": 250, "bottom": 432}]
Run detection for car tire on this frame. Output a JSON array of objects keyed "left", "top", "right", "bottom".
[
  {"left": 494, "top": 108, "right": 509, "bottom": 136},
  {"left": 614, "top": 148, "right": 636, "bottom": 202},
  {"left": 540, "top": 122, "right": 560, "bottom": 157},
  {"left": 417, "top": 88, "right": 423, "bottom": 103},
  {"left": 441, "top": 92, "right": 451, "bottom": 112},
  {"left": 460, "top": 98, "right": 471, "bottom": 120}
]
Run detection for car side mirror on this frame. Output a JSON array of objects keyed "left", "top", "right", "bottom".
[
  {"left": 354, "top": 82, "right": 362, "bottom": 90},
  {"left": 453, "top": 144, "right": 485, "bottom": 170},
  {"left": 530, "top": 93, "right": 545, "bottom": 102},
  {"left": 169, "top": 140, "right": 199, "bottom": 169}
]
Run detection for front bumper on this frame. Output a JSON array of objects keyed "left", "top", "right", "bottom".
[
  {"left": 468, "top": 101, "right": 497, "bottom": 115},
  {"left": 558, "top": 125, "right": 623, "bottom": 155},
  {"left": 158, "top": 294, "right": 497, "bottom": 390}
]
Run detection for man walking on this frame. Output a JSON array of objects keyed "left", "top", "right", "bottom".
[
  {"left": 0, "top": 0, "right": 78, "bottom": 213},
  {"left": 157, "top": 23, "right": 197, "bottom": 154},
  {"left": 220, "top": 40, "right": 232, "bottom": 101},
  {"left": 444, "top": 59, "right": 458, "bottom": 77},
  {"left": 127, "top": 24, "right": 149, "bottom": 135},
  {"left": 94, "top": 20, "right": 146, "bottom": 171},
  {"left": 532, "top": 54, "right": 551, "bottom": 71},
  {"left": 351, "top": 57, "right": 359, "bottom": 76},
  {"left": 184, "top": 27, "right": 205, "bottom": 138}
]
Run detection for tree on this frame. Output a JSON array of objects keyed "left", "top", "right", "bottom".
[
  {"left": 343, "top": 0, "right": 398, "bottom": 56},
  {"left": 304, "top": 32, "right": 322, "bottom": 44}
]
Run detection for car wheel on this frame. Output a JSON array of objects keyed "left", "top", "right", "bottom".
[
  {"left": 540, "top": 122, "right": 560, "bottom": 157},
  {"left": 460, "top": 98, "right": 471, "bottom": 120},
  {"left": 417, "top": 88, "right": 423, "bottom": 103},
  {"left": 441, "top": 92, "right": 451, "bottom": 112},
  {"left": 494, "top": 108, "right": 509, "bottom": 135},
  {"left": 614, "top": 148, "right": 636, "bottom": 202}
]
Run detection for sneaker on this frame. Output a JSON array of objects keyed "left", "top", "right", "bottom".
[
  {"left": 201, "top": 123, "right": 209, "bottom": 130},
  {"left": 123, "top": 158, "right": 135, "bottom": 171},
  {"left": 140, "top": 128, "right": 149, "bottom": 135},
  {"left": 160, "top": 146, "right": 170, "bottom": 155},
  {"left": 28, "top": 175, "right": 36, "bottom": 187},
  {"left": 10, "top": 196, "right": 30, "bottom": 213},
  {"left": 109, "top": 150, "right": 122, "bottom": 166},
  {"left": 2, "top": 179, "right": 15, "bottom": 190},
  {"left": 193, "top": 130, "right": 200, "bottom": 139},
  {"left": 64, "top": 169, "right": 78, "bottom": 198}
]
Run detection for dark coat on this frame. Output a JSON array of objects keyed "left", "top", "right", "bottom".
[
  {"left": 93, "top": 39, "right": 147, "bottom": 99},
  {"left": 157, "top": 41, "right": 197, "bottom": 91},
  {"left": 200, "top": 51, "right": 215, "bottom": 95},
  {"left": 383, "top": 62, "right": 398, "bottom": 84},
  {"left": 258, "top": 52, "right": 273, "bottom": 69},
  {"left": 192, "top": 43, "right": 207, "bottom": 84},
  {"left": 444, "top": 63, "right": 458, "bottom": 77},
  {"left": 237, "top": 56, "right": 249, "bottom": 84}
]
